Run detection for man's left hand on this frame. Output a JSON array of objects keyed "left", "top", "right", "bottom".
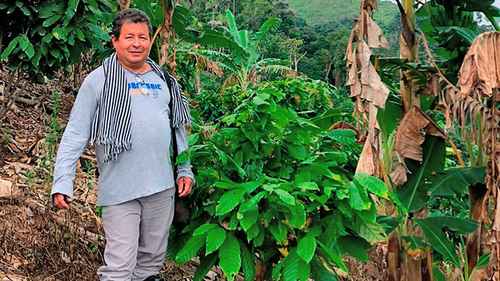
[{"left": 177, "top": 176, "right": 193, "bottom": 198}]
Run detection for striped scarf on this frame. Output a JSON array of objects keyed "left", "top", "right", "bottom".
[{"left": 89, "top": 53, "right": 191, "bottom": 162}]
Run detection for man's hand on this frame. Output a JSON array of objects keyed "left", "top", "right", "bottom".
[
  {"left": 53, "top": 193, "right": 70, "bottom": 209},
  {"left": 177, "top": 176, "right": 193, "bottom": 198}
]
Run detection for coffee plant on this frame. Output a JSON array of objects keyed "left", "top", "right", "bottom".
[
  {"left": 170, "top": 78, "right": 396, "bottom": 280},
  {"left": 0, "top": 0, "right": 115, "bottom": 75}
]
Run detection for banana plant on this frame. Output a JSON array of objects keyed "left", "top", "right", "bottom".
[{"left": 217, "top": 9, "right": 292, "bottom": 90}]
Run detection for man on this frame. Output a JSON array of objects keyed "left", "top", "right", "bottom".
[{"left": 51, "top": 8, "right": 194, "bottom": 281}]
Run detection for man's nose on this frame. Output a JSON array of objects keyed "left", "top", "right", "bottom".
[{"left": 132, "top": 39, "right": 141, "bottom": 46}]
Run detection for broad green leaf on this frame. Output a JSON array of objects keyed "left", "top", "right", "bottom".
[
  {"left": 475, "top": 253, "right": 490, "bottom": 269},
  {"left": 225, "top": 9, "right": 239, "bottom": 41},
  {"left": 337, "top": 236, "right": 370, "bottom": 262},
  {"left": 288, "top": 203, "right": 306, "bottom": 228},
  {"left": 255, "top": 16, "right": 281, "bottom": 42},
  {"left": 398, "top": 136, "right": 445, "bottom": 212},
  {"left": 377, "top": 98, "right": 403, "bottom": 140},
  {"left": 272, "top": 259, "right": 283, "bottom": 280},
  {"left": 358, "top": 221, "right": 386, "bottom": 243},
  {"left": 283, "top": 250, "right": 301, "bottom": 281},
  {"left": 0, "top": 36, "right": 21, "bottom": 60},
  {"left": 206, "top": 226, "right": 226, "bottom": 255},
  {"left": 415, "top": 218, "right": 461, "bottom": 266},
  {"left": 19, "top": 5, "right": 31, "bottom": 16},
  {"left": 317, "top": 241, "right": 348, "bottom": 274},
  {"left": 348, "top": 182, "right": 371, "bottom": 211},
  {"left": 239, "top": 191, "right": 267, "bottom": 213},
  {"left": 240, "top": 179, "right": 264, "bottom": 193},
  {"left": 253, "top": 93, "right": 270, "bottom": 105},
  {"left": 193, "top": 253, "right": 218, "bottom": 281},
  {"left": 63, "top": 0, "right": 80, "bottom": 25},
  {"left": 246, "top": 223, "right": 261, "bottom": 241},
  {"left": 297, "top": 234, "right": 317, "bottom": 263},
  {"left": 240, "top": 242, "right": 256, "bottom": 281},
  {"left": 219, "top": 233, "right": 241, "bottom": 281},
  {"left": 297, "top": 181, "right": 319, "bottom": 191},
  {"left": 19, "top": 35, "right": 34, "bottom": 59},
  {"left": 43, "top": 14, "right": 62, "bottom": 27},
  {"left": 275, "top": 189, "right": 296, "bottom": 206},
  {"left": 269, "top": 223, "right": 288, "bottom": 244},
  {"left": 354, "top": 173, "right": 389, "bottom": 199},
  {"left": 198, "top": 29, "right": 248, "bottom": 58},
  {"left": 238, "top": 30, "right": 249, "bottom": 49},
  {"left": 239, "top": 207, "right": 258, "bottom": 232},
  {"left": 418, "top": 216, "right": 478, "bottom": 234},
  {"left": 429, "top": 167, "right": 485, "bottom": 197},
  {"left": 176, "top": 235, "right": 205, "bottom": 264},
  {"left": 298, "top": 259, "right": 311, "bottom": 281},
  {"left": 214, "top": 181, "right": 236, "bottom": 190},
  {"left": 310, "top": 257, "right": 339, "bottom": 281},
  {"left": 288, "top": 144, "right": 308, "bottom": 160},
  {"left": 216, "top": 189, "right": 246, "bottom": 216},
  {"left": 193, "top": 223, "right": 215, "bottom": 236},
  {"left": 325, "top": 129, "right": 357, "bottom": 145}
]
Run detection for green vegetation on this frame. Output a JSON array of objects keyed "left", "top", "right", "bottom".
[
  {"left": 0, "top": 0, "right": 115, "bottom": 75},
  {"left": 1, "top": 0, "right": 499, "bottom": 280}
]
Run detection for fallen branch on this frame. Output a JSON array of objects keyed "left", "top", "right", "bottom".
[{"left": 0, "top": 95, "right": 40, "bottom": 106}]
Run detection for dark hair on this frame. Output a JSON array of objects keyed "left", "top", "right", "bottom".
[{"left": 111, "top": 8, "right": 153, "bottom": 38}]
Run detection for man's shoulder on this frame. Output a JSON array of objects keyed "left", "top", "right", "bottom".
[
  {"left": 84, "top": 66, "right": 105, "bottom": 83},
  {"left": 79, "top": 66, "right": 105, "bottom": 93}
]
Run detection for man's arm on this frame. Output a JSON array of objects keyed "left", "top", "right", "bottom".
[
  {"left": 174, "top": 125, "right": 194, "bottom": 197},
  {"left": 52, "top": 77, "right": 98, "bottom": 207}
]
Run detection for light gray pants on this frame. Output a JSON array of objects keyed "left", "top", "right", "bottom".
[{"left": 97, "top": 188, "right": 175, "bottom": 281}]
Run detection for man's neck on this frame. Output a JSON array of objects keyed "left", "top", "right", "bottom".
[{"left": 118, "top": 59, "right": 151, "bottom": 74}]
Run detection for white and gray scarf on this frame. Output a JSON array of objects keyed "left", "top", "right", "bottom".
[{"left": 89, "top": 53, "right": 191, "bottom": 162}]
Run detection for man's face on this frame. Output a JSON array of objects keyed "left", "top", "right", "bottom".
[{"left": 112, "top": 22, "right": 152, "bottom": 68}]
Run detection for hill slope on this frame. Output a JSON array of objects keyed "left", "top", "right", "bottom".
[{"left": 287, "top": 0, "right": 399, "bottom": 29}]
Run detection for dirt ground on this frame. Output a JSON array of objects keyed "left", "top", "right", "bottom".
[{"left": 0, "top": 69, "right": 388, "bottom": 281}]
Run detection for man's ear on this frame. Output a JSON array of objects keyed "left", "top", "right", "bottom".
[{"left": 111, "top": 35, "right": 118, "bottom": 48}]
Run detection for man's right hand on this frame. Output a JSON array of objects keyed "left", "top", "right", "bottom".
[{"left": 53, "top": 193, "right": 70, "bottom": 209}]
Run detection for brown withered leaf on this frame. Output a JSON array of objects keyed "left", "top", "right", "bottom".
[
  {"left": 394, "top": 106, "right": 445, "bottom": 162},
  {"left": 356, "top": 131, "right": 379, "bottom": 176},
  {"left": 363, "top": 0, "right": 378, "bottom": 10},
  {"left": 390, "top": 162, "right": 408, "bottom": 187},
  {"left": 458, "top": 32, "right": 500, "bottom": 98},
  {"left": 347, "top": 50, "right": 362, "bottom": 98},
  {"left": 365, "top": 11, "right": 389, "bottom": 49},
  {"left": 356, "top": 104, "right": 381, "bottom": 176},
  {"left": 358, "top": 41, "right": 390, "bottom": 108}
]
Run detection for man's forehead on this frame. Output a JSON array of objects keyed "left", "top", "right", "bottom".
[{"left": 119, "top": 23, "right": 150, "bottom": 35}]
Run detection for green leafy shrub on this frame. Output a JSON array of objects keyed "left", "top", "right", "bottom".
[
  {"left": 171, "top": 79, "right": 391, "bottom": 280},
  {"left": 0, "top": 0, "right": 115, "bottom": 75}
]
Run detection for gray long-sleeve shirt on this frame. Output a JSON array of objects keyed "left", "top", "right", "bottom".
[{"left": 51, "top": 66, "right": 193, "bottom": 206}]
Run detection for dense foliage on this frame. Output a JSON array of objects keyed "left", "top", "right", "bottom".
[
  {"left": 170, "top": 78, "right": 396, "bottom": 280},
  {"left": 0, "top": 0, "right": 115, "bottom": 75}
]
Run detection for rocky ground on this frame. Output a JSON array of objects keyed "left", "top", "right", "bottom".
[{"left": 0, "top": 67, "right": 387, "bottom": 281}]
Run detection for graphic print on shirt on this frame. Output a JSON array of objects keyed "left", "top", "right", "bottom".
[{"left": 128, "top": 81, "right": 162, "bottom": 98}]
